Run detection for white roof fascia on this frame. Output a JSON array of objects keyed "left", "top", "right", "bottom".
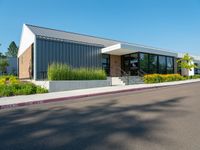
[
  {"left": 102, "top": 43, "right": 178, "bottom": 57},
  {"left": 122, "top": 44, "right": 177, "bottom": 57}
]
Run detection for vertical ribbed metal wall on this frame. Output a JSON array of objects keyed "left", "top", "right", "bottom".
[{"left": 36, "top": 38, "right": 103, "bottom": 79}]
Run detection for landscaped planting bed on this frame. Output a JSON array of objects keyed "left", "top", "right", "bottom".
[
  {"left": 143, "top": 74, "right": 200, "bottom": 83},
  {"left": 0, "top": 76, "right": 48, "bottom": 97}
]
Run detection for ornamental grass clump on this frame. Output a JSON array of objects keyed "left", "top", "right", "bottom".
[
  {"left": 47, "top": 63, "right": 106, "bottom": 80},
  {"left": 47, "top": 63, "right": 71, "bottom": 80}
]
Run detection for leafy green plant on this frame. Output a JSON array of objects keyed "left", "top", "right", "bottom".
[
  {"left": 177, "top": 53, "right": 197, "bottom": 77},
  {"left": 0, "top": 75, "right": 48, "bottom": 97},
  {"left": 189, "top": 75, "right": 200, "bottom": 79},
  {"left": 36, "top": 86, "right": 48, "bottom": 93},
  {"left": 48, "top": 63, "right": 107, "bottom": 80}
]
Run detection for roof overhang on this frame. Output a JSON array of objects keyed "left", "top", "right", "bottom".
[{"left": 102, "top": 43, "right": 178, "bottom": 57}]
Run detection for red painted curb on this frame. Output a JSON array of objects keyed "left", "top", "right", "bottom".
[{"left": 0, "top": 86, "right": 163, "bottom": 110}]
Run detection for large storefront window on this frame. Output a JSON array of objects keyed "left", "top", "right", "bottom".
[
  {"left": 139, "top": 53, "right": 149, "bottom": 73},
  {"left": 102, "top": 54, "right": 110, "bottom": 76},
  {"left": 166, "top": 57, "right": 174, "bottom": 74},
  {"left": 159, "top": 56, "right": 166, "bottom": 74},
  {"left": 149, "top": 54, "right": 158, "bottom": 73},
  {"left": 121, "top": 52, "right": 175, "bottom": 76}
]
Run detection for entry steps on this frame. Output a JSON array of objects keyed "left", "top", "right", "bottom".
[{"left": 109, "top": 76, "right": 144, "bottom": 86}]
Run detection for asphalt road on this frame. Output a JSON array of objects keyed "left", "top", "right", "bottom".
[{"left": 1, "top": 82, "right": 200, "bottom": 150}]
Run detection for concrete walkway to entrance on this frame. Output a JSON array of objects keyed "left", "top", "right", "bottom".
[{"left": 1, "top": 79, "right": 200, "bottom": 109}]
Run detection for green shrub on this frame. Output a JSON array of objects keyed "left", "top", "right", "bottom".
[
  {"left": 189, "top": 75, "right": 200, "bottom": 79},
  {"left": 36, "top": 86, "right": 48, "bottom": 94},
  {"left": 0, "top": 76, "right": 48, "bottom": 97},
  {"left": 144, "top": 74, "right": 186, "bottom": 83},
  {"left": 48, "top": 63, "right": 107, "bottom": 80},
  {"left": 0, "top": 85, "right": 14, "bottom": 96}
]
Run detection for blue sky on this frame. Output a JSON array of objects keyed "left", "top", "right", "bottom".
[{"left": 0, "top": 0, "right": 200, "bottom": 55}]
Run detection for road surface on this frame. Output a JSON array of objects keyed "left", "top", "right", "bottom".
[{"left": 0, "top": 82, "right": 200, "bottom": 150}]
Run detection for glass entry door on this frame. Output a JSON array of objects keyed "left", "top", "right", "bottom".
[{"left": 122, "top": 53, "right": 139, "bottom": 76}]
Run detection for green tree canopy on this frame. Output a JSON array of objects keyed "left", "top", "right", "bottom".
[
  {"left": 6, "top": 41, "right": 18, "bottom": 57},
  {"left": 0, "top": 43, "right": 6, "bottom": 59},
  {"left": 177, "top": 53, "right": 197, "bottom": 71},
  {"left": 0, "top": 43, "right": 2, "bottom": 57}
]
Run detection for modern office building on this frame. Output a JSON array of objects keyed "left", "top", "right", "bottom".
[{"left": 18, "top": 24, "right": 200, "bottom": 80}]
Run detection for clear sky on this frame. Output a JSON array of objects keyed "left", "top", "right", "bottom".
[{"left": 0, "top": 0, "right": 200, "bottom": 55}]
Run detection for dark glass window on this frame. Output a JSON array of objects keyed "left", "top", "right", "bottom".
[
  {"left": 166, "top": 57, "right": 174, "bottom": 74},
  {"left": 102, "top": 54, "right": 110, "bottom": 76},
  {"left": 122, "top": 54, "right": 130, "bottom": 73},
  {"left": 122, "top": 53, "right": 139, "bottom": 75},
  {"left": 149, "top": 54, "right": 158, "bottom": 73},
  {"left": 159, "top": 56, "right": 166, "bottom": 74},
  {"left": 130, "top": 53, "right": 139, "bottom": 75},
  {"left": 194, "top": 63, "right": 200, "bottom": 75},
  {"left": 140, "top": 53, "right": 149, "bottom": 73}
]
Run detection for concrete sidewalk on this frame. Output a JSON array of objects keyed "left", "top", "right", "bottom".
[{"left": 1, "top": 79, "right": 200, "bottom": 109}]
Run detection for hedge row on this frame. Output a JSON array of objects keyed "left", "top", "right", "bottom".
[
  {"left": 143, "top": 74, "right": 186, "bottom": 83},
  {"left": 48, "top": 63, "right": 107, "bottom": 80}
]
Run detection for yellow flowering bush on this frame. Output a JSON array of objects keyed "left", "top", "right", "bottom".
[
  {"left": 0, "top": 76, "right": 48, "bottom": 97},
  {"left": 0, "top": 76, "right": 19, "bottom": 85},
  {"left": 144, "top": 74, "right": 186, "bottom": 83},
  {"left": 0, "top": 78, "right": 6, "bottom": 85}
]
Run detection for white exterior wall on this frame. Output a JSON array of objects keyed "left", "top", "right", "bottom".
[{"left": 18, "top": 24, "right": 35, "bottom": 57}]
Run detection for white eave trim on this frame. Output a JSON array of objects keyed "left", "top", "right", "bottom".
[{"left": 102, "top": 43, "right": 178, "bottom": 57}]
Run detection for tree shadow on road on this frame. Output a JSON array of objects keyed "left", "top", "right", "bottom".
[{"left": 0, "top": 96, "right": 188, "bottom": 150}]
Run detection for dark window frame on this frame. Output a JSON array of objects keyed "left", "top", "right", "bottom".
[{"left": 102, "top": 54, "right": 110, "bottom": 76}]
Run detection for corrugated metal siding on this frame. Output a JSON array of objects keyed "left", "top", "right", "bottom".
[{"left": 36, "top": 38, "right": 103, "bottom": 79}]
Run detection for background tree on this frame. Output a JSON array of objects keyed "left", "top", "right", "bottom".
[
  {"left": 0, "top": 59, "right": 9, "bottom": 74},
  {"left": 0, "top": 43, "right": 6, "bottom": 59},
  {"left": 0, "top": 50, "right": 3, "bottom": 58},
  {"left": 177, "top": 53, "right": 197, "bottom": 76},
  {"left": 6, "top": 41, "right": 18, "bottom": 57},
  {"left": 0, "top": 43, "right": 2, "bottom": 58}
]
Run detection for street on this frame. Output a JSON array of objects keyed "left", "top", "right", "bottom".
[{"left": 0, "top": 82, "right": 200, "bottom": 150}]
